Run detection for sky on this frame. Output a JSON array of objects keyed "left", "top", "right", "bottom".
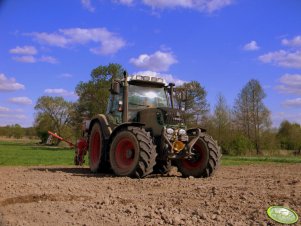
[{"left": 0, "top": 0, "right": 301, "bottom": 128}]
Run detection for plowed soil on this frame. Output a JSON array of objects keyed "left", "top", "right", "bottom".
[{"left": 0, "top": 164, "right": 300, "bottom": 226}]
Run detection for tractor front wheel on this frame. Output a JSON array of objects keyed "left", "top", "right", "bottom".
[
  {"left": 88, "top": 123, "right": 103, "bottom": 173},
  {"left": 109, "top": 127, "right": 157, "bottom": 178},
  {"left": 177, "top": 133, "right": 221, "bottom": 178}
]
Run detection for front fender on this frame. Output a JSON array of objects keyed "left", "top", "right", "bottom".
[
  {"left": 108, "top": 122, "right": 145, "bottom": 144},
  {"left": 187, "top": 127, "right": 206, "bottom": 135}
]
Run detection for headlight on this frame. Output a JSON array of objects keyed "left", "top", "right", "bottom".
[
  {"left": 178, "top": 129, "right": 186, "bottom": 135},
  {"left": 166, "top": 128, "right": 174, "bottom": 134}
]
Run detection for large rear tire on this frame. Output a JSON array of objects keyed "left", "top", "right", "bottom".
[
  {"left": 177, "top": 133, "right": 221, "bottom": 178},
  {"left": 109, "top": 126, "right": 157, "bottom": 178},
  {"left": 88, "top": 123, "right": 103, "bottom": 173}
]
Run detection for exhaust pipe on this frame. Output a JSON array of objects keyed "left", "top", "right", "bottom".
[{"left": 122, "top": 71, "right": 128, "bottom": 123}]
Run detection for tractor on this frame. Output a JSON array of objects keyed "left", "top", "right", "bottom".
[{"left": 77, "top": 72, "right": 221, "bottom": 178}]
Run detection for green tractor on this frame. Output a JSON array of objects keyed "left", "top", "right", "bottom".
[{"left": 81, "top": 72, "right": 221, "bottom": 178}]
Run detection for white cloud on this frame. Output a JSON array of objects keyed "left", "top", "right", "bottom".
[
  {"left": 272, "top": 112, "right": 301, "bottom": 126},
  {"left": 9, "top": 46, "right": 37, "bottom": 55},
  {"left": 283, "top": 98, "right": 301, "bottom": 107},
  {"left": 0, "top": 107, "right": 30, "bottom": 126},
  {"left": 243, "top": 41, "right": 259, "bottom": 51},
  {"left": 205, "top": 0, "right": 233, "bottom": 13},
  {"left": 29, "top": 27, "right": 126, "bottom": 55},
  {"left": 30, "top": 32, "right": 68, "bottom": 47},
  {"left": 141, "top": 0, "right": 233, "bottom": 13},
  {"left": 276, "top": 74, "right": 301, "bottom": 110},
  {"left": 279, "top": 74, "right": 301, "bottom": 86},
  {"left": 81, "top": 0, "right": 95, "bottom": 12},
  {"left": 276, "top": 74, "right": 301, "bottom": 95},
  {"left": 282, "top": 35, "right": 301, "bottom": 47},
  {"left": 0, "top": 74, "right": 25, "bottom": 92},
  {"left": 0, "top": 106, "right": 23, "bottom": 113},
  {"left": 0, "top": 106, "right": 10, "bottom": 112},
  {"left": 12, "top": 55, "right": 36, "bottom": 63},
  {"left": 44, "top": 88, "right": 76, "bottom": 97},
  {"left": 113, "top": 0, "right": 134, "bottom": 5},
  {"left": 39, "top": 56, "right": 59, "bottom": 64},
  {"left": 258, "top": 50, "right": 301, "bottom": 69},
  {"left": 0, "top": 114, "right": 27, "bottom": 119},
  {"left": 130, "top": 51, "right": 177, "bottom": 72},
  {"left": 0, "top": 106, "right": 27, "bottom": 125},
  {"left": 133, "top": 71, "right": 187, "bottom": 86},
  {"left": 9, "top": 97, "right": 33, "bottom": 105},
  {"left": 12, "top": 55, "right": 58, "bottom": 64},
  {"left": 60, "top": 73, "right": 73, "bottom": 78}
]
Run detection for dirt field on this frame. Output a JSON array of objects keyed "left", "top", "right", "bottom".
[{"left": 0, "top": 164, "right": 300, "bottom": 226}]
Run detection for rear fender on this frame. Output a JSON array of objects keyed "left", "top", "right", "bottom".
[
  {"left": 88, "top": 114, "right": 114, "bottom": 165},
  {"left": 89, "top": 114, "right": 112, "bottom": 140}
]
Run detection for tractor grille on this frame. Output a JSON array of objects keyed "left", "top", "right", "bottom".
[{"left": 160, "top": 108, "right": 184, "bottom": 126}]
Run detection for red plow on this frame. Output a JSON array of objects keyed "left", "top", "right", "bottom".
[{"left": 47, "top": 131, "right": 88, "bottom": 166}]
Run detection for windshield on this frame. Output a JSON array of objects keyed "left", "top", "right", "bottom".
[{"left": 128, "top": 84, "right": 169, "bottom": 109}]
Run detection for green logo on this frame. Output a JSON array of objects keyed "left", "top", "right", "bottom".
[{"left": 267, "top": 206, "right": 299, "bottom": 224}]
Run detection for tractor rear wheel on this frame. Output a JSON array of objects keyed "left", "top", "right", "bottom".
[
  {"left": 88, "top": 123, "right": 103, "bottom": 173},
  {"left": 109, "top": 126, "right": 157, "bottom": 178},
  {"left": 177, "top": 133, "right": 221, "bottom": 178}
]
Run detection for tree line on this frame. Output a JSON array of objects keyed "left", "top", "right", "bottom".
[
  {"left": 4, "top": 63, "right": 300, "bottom": 155},
  {"left": 0, "top": 124, "right": 36, "bottom": 139}
]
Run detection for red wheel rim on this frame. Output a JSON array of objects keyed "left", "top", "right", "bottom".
[
  {"left": 91, "top": 131, "right": 100, "bottom": 165},
  {"left": 115, "top": 138, "right": 135, "bottom": 169},
  {"left": 182, "top": 142, "right": 206, "bottom": 170}
]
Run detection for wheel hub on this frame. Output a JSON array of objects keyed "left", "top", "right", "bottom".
[{"left": 126, "top": 149, "right": 134, "bottom": 159}]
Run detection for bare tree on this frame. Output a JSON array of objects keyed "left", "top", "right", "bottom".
[
  {"left": 233, "top": 79, "right": 271, "bottom": 154},
  {"left": 212, "top": 94, "right": 232, "bottom": 152}
]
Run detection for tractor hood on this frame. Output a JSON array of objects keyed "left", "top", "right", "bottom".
[{"left": 134, "top": 107, "right": 184, "bottom": 136}]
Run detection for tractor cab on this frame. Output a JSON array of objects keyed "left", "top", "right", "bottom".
[{"left": 106, "top": 74, "right": 175, "bottom": 125}]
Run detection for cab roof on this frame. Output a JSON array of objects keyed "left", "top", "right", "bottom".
[{"left": 128, "top": 75, "right": 168, "bottom": 86}]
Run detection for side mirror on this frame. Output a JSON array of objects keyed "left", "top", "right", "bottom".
[
  {"left": 168, "top": 83, "right": 175, "bottom": 95},
  {"left": 111, "top": 81, "right": 120, "bottom": 94}
]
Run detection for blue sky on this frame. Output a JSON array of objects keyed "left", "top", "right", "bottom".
[{"left": 0, "top": 0, "right": 301, "bottom": 127}]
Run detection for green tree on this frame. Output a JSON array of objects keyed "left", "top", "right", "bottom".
[
  {"left": 24, "top": 127, "right": 37, "bottom": 139},
  {"left": 73, "top": 63, "right": 125, "bottom": 128},
  {"left": 233, "top": 79, "right": 271, "bottom": 154},
  {"left": 34, "top": 96, "right": 73, "bottom": 143},
  {"left": 175, "top": 81, "right": 209, "bottom": 127},
  {"left": 34, "top": 114, "right": 54, "bottom": 143},
  {"left": 277, "top": 120, "right": 301, "bottom": 151},
  {"left": 91, "top": 63, "right": 124, "bottom": 82},
  {"left": 11, "top": 124, "right": 24, "bottom": 139},
  {"left": 0, "top": 126, "right": 9, "bottom": 137},
  {"left": 260, "top": 129, "right": 279, "bottom": 153},
  {"left": 228, "top": 134, "right": 253, "bottom": 156}
]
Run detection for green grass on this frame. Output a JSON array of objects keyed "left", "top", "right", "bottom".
[
  {"left": 1, "top": 140, "right": 301, "bottom": 166},
  {"left": 0, "top": 141, "right": 74, "bottom": 166},
  {"left": 221, "top": 155, "right": 301, "bottom": 166}
]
